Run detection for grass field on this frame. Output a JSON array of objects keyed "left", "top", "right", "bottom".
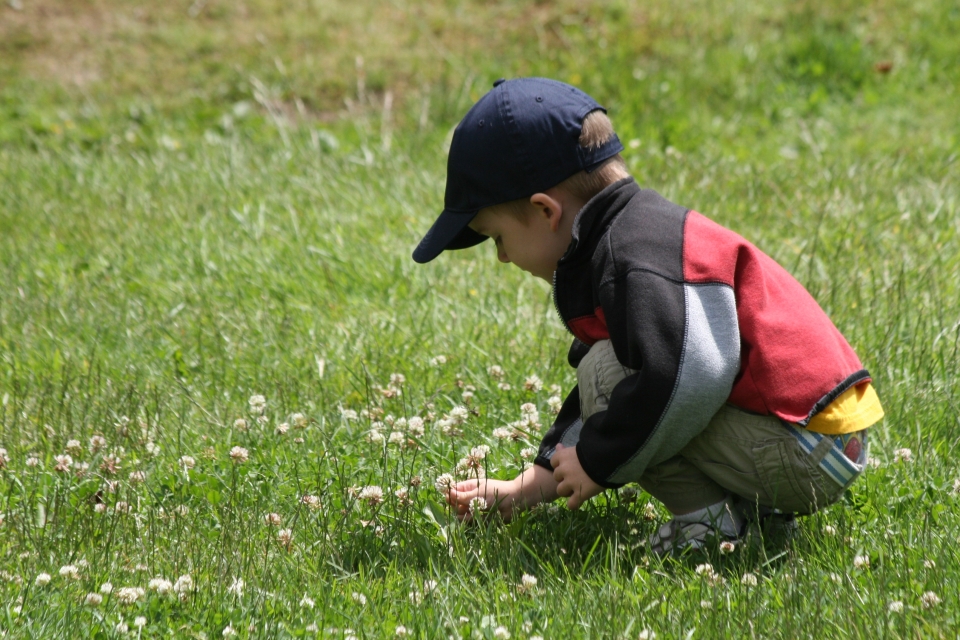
[{"left": 1, "top": 0, "right": 959, "bottom": 637}]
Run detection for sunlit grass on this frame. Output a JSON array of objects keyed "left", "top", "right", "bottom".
[{"left": 1, "top": 0, "right": 959, "bottom": 637}]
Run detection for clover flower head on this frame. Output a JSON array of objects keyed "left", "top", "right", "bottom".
[
  {"left": 468, "top": 497, "right": 487, "bottom": 514},
  {"left": 434, "top": 474, "right": 455, "bottom": 494},
  {"left": 358, "top": 485, "right": 384, "bottom": 507},
  {"left": 248, "top": 394, "right": 267, "bottom": 415}
]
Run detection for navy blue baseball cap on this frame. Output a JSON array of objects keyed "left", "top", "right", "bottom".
[{"left": 412, "top": 77, "right": 623, "bottom": 263}]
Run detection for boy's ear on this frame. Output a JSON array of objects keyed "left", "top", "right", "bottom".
[{"left": 529, "top": 192, "right": 564, "bottom": 232}]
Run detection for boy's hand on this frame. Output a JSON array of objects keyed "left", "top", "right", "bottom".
[
  {"left": 551, "top": 443, "right": 603, "bottom": 510},
  {"left": 446, "top": 477, "right": 522, "bottom": 522},
  {"left": 445, "top": 465, "right": 561, "bottom": 522}
]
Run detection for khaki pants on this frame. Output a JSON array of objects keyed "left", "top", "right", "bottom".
[{"left": 577, "top": 340, "right": 865, "bottom": 515}]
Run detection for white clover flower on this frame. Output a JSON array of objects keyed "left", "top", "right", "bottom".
[
  {"left": 853, "top": 555, "right": 870, "bottom": 570},
  {"left": 470, "top": 445, "right": 490, "bottom": 459},
  {"left": 291, "top": 413, "right": 308, "bottom": 429},
  {"left": 388, "top": 431, "right": 405, "bottom": 446},
  {"left": 894, "top": 448, "right": 913, "bottom": 463},
  {"left": 148, "top": 577, "right": 173, "bottom": 594},
  {"left": 222, "top": 625, "right": 237, "bottom": 637},
  {"left": 520, "top": 447, "right": 538, "bottom": 460},
  {"left": 248, "top": 394, "right": 267, "bottom": 415},
  {"left": 492, "top": 427, "right": 513, "bottom": 440},
  {"left": 59, "top": 564, "right": 80, "bottom": 580},
  {"left": 952, "top": 478, "right": 960, "bottom": 495},
  {"left": 395, "top": 625, "right": 409, "bottom": 636},
  {"left": 100, "top": 453, "right": 122, "bottom": 476},
  {"left": 390, "top": 373, "right": 406, "bottom": 387},
  {"left": 719, "top": 541, "right": 736, "bottom": 554},
  {"left": 277, "top": 529, "right": 293, "bottom": 546},
  {"left": 116, "top": 586, "right": 145, "bottom": 604},
  {"left": 114, "top": 501, "right": 131, "bottom": 515},
  {"left": 366, "top": 429, "right": 385, "bottom": 444},
  {"left": 115, "top": 622, "right": 129, "bottom": 634},
  {"left": 352, "top": 592, "right": 367, "bottom": 605},
  {"left": 430, "top": 355, "right": 447, "bottom": 367},
  {"left": 461, "top": 390, "right": 474, "bottom": 404},
  {"left": 54, "top": 454, "right": 73, "bottom": 473},
  {"left": 468, "top": 497, "right": 487, "bottom": 514},
  {"left": 547, "top": 395, "right": 563, "bottom": 414},
  {"left": 406, "top": 417, "right": 425, "bottom": 437},
  {"left": 84, "top": 592, "right": 103, "bottom": 606},
  {"left": 823, "top": 525, "right": 837, "bottom": 535},
  {"left": 921, "top": 591, "right": 941, "bottom": 608},
  {"left": 89, "top": 435, "right": 107, "bottom": 453},
  {"left": 179, "top": 456, "right": 196, "bottom": 470},
  {"left": 306, "top": 623, "right": 319, "bottom": 633},
  {"left": 695, "top": 563, "right": 716, "bottom": 577},
  {"left": 275, "top": 422, "right": 290, "bottom": 435},
  {"left": 173, "top": 575, "right": 194, "bottom": 594},
  {"left": 35, "top": 573, "right": 52, "bottom": 586},
  {"left": 394, "top": 488, "right": 412, "bottom": 507},
  {"left": 434, "top": 474, "right": 455, "bottom": 494},
  {"left": 128, "top": 470, "right": 146, "bottom": 484},
  {"left": 227, "top": 577, "right": 244, "bottom": 597},
  {"left": 229, "top": 446, "right": 249, "bottom": 464},
  {"left": 497, "top": 382, "right": 512, "bottom": 391},
  {"left": 100, "top": 582, "right": 113, "bottom": 594},
  {"left": 134, "top": 616, "right": 147, "bottom": 628},
  {"left": 233, "top": 418, "right": 248, "bottom": 431},
  {"left": 493, "top": 626, "right": 511, "bottom": 639},
  {"left": 741, "top": 573, "right": 758, "bottom": 587},
  {"left": 524, "top": 375, "right": 543, "bottom": 392},
  {"left": 487, "top": 365, "right": 505, "bottom": 380},
  {"left": 518, "top": 574, "right": 537, "bottom": 594},
  {"left": 65, "top": 440, "right": 83, "bottom": 456},
  {"left": 25, "top": 454, "right": 41, "bottom": 468},
  {"left": 302, "top": 495, "right": 322, "bottom": 510},
  {"left": 264, "top": 513, "right": 282, "bottom": 526},
  {"left": 341, "top": 409, "right": 358, "bottom": 421},
  {"left": 637, "top": 632, "right": 656, "bottom": 640},
  {"left": 358, "top": 486, "right": 384, "bottom": 507},
  {"left": 300, "top": 595, "right": 315, "bottom": 609},
  {"left": 888, "top": 600, "right": 904, "bottom": 613},
  {"left": 449, "top": 406, "right": 469, "bottom": 425},
  {"left": 700, "top": 599, "right": 713, "bottom": 610},
  {"left": 146, "top": 441, "right": 161, "bottom": 457}
]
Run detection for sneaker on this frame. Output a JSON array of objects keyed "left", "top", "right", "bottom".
[
  {"left": 736, "top": 501, "right": 799, "bottom": 542},
  {"left": 648, "top": 496, "right": 745, "bottom": 556},
  {"left": 649, "top": 520, "right": 725, "bottom": 555}
]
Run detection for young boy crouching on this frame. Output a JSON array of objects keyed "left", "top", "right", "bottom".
[{"left": 413, "top": 78, "right": 883, "bottom": 552}]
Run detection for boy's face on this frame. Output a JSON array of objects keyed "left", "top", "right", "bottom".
[{"left": 468, "top": 191, "right": 579, "bottom": 282}]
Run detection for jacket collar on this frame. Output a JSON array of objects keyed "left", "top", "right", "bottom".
[{"left": 560, "top": 177, "right": 640, "bottom": 265}]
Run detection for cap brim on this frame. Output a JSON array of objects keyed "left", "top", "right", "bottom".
[{"left": 412, "top": 209, "right": 488, "bottom": 263}]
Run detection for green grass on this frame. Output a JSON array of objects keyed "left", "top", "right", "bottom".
[{"left": 1, "top": 0, "right": 959, "bottom": 637}]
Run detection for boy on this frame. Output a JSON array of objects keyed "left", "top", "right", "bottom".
[{"left": 413, "top": 78, "right": 883, "bottom": 552}]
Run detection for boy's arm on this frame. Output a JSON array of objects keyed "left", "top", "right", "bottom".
[
  {"left": 447, "top": 464, "right": 559, "bottom": 521},
  {"left": 573, "top": 270, "right": 741, "bottom": 488}
]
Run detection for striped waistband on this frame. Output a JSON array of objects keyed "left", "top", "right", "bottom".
[{"left": 785, "top": 424, "right": 868, "bottom": 488}]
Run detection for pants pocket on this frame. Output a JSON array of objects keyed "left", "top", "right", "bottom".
[{"left": 753, "top": 440, "right": 845, "bottom": 515}]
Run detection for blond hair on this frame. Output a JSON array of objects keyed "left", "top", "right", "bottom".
[{"left": 500, "top": 110, "right": 628, "bottom": 220}]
